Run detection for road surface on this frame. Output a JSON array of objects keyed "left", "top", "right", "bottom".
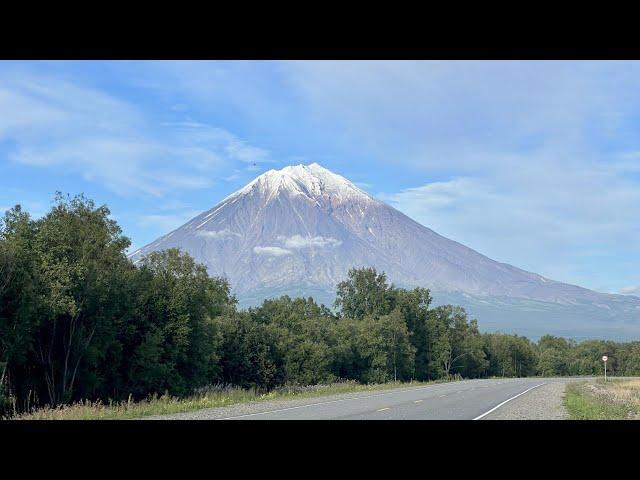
[{"left": 150, "top": 377, "right": 583, "bottom": 420}]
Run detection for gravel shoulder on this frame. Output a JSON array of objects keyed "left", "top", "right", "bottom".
[{"left": 483, "top": 380, "right": 571, "bottom": 420}]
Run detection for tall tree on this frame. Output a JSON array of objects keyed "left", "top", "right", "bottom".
[
  {"left": 0, "top": 206, "right": 40, "bottom": 409},
  {"left": 127, "top": 248, "right": 233, "bottom": 397},
  {"left": 429, "top": 305, "right": 486, "bottom": 378},
  {"left": 536, "top": 335, "right": 573, "bottom": 376},
  {"left": 394, "top": 287, "right": 432, "bottom": 379},
  {"left": 335, "top": 267, "right": 396, "bottom": 319},
  {"left": 30, "top": 194, "right": 133, "bottom": 405}
]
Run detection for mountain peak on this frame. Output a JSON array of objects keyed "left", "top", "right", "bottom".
[
  {"left": 236, "top": 162, "right": 375, "bottom": 205},
  {"left": 129, "top": 160, "right": 640, "bottom": 338}
]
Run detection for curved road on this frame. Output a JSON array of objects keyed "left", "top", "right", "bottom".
[{"left": 151, "top": 377, "right": 582, "bottom": 420}]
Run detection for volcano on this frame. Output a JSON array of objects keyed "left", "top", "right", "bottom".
[{"left": 129, "top": 163, "right": 640, "bottom": 340}]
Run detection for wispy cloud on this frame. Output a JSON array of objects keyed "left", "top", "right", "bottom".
[
  {"left": 279, "top": 234, "right": 342, "bottom": 249},
  {"left": 196, "top": 229, "right": 241, "bottom": 239},
  {"left": 0, "top": 65, "right": 271, "bottom": 197},
  {"left": 383, "top": 156, "right": 640, "bottom": 285},
  {"left": 3, "top": 61, "right": 640, "bottom": 293},
  {"left": 620, "top": 286, "right": 640, "bottom": 296},
  {"left": 253, "top": 246, "right": 293, "bottom": 256},
  {"left": 278, "top": 61, "right": 640, "bottom": 289}
]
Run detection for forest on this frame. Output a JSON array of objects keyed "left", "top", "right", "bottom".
[{"left": 1, "top": 194, "right": 639, "bottom": 416}]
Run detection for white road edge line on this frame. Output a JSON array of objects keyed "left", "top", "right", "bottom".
[
  {"left": 473, "top": 383, "right": 547, "bottom": 420},
  {"left": 217, "top": 382, "right": 470, "bottom": 420}
]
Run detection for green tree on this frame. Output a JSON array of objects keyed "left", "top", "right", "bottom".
[
  {"left": 568, "top": 340, "right": 614, "bottom": 376},
  {"left": 536, "top": 335, "right": 573, "bottom": 376},
  {"left": 214, "top": 312, "right": 281, "bottom": 390},
  {"left": 482, "top": 333, "right": 538, "bottom": 378},
  {"left": 616, "top": 342, "right": 640, "bottom": 376},
  {"left": 27, "top": 194, "right": 134, "bottom": 405},
  {"left": 429, "top": 305, "right": 486, "bottom": 378},
  {"left": 373, "top": 309, "right": 415, "bottom": 382},
  {"left": 335, "top": 267, "right": 396, "bottom": 319},
  {"left": 394, "top": 288, "right": 432, "bottom": 380},
  {"left": 248, "top": 296, "right": 337, "bottom": 385},
  {"left": 127, "top": 248, "right": 233, "bottom": 397},
  {"left": 0, "top": 206, "right": 40, "bottom": 412}
]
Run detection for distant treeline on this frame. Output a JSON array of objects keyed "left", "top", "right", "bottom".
[{"left": 1, "top": 194, "right": 639, "bottom": 415}]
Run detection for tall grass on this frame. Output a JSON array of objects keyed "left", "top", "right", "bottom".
[
  {"left": 8, "top": 378, "right": 446, "bottom": 420},
  {"left": 564, "top": 379, "right": 640, "bottom": 420}
]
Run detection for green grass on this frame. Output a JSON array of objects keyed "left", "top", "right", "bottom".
[
  {"left": 9, "top": 378, "right": 453, "bottom": 420},
  {"left": 564, "top": 379, "right": 640, "bottom": 420}
]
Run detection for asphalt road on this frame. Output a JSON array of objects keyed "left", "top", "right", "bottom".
[{"left": 212, "top": 378, "right": 578, "bottom": 420}]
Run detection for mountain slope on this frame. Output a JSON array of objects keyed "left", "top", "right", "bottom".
[{"left": 129, "top": 163, "right": 640, "bottom": 339}]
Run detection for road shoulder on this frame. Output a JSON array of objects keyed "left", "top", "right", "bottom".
[{"left": 483, "top": 381, "right": 569, "bottom": 420}]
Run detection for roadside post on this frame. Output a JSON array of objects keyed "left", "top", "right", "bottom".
[{"left": 602, "top": 355, "right": 608, "bottom": 381}]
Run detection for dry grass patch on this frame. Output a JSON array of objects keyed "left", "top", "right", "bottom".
[
  {"left": 565, "top": 378, "right": 640, "bottom": 420},
  {"left": 9, "top": 379, "right": 445, "bottom": 420}
]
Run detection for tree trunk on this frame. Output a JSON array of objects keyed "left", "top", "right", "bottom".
[{"left": 0, "top": 362, "right": 6, "bottom": 391}]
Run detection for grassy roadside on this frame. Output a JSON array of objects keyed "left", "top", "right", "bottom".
[
  {"left": 564, "top": 379, "right": 640, "bottom": 420},
  {"left": 8, "top": 378, "right": 455, "bottom": 420}
]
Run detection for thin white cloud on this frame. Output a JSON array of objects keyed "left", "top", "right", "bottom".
[
  {"left": 620, "top": 286, "right": 640, "bottom": 296},
  {"left": 275, "top": 61, "right": 640, "bottom": 291},
  {"left": 279, "top": 234, "right": 342, "bottom": 249},
  {"left": 282, "top": 61, "right": 640, "bottom": 166},
  {"left": 161, "top": 122, "right": 272, "bottom": 168},
  {"left": 253, "top": 246, "right": 293, "bottom": 256},
  {"left": 384, "top": 161, "right": 640, "bottom": 287},
  {"left": 0, "top": 67, "right": 270, "bottom": 197}
]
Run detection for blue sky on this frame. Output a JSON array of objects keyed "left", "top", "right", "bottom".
[{"left": 1, "top": 60, "right": 639, "bottom": 296}]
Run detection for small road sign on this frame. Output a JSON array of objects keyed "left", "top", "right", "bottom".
[{"left": 602, "top": 355, "right": 608, "bottom": 362}]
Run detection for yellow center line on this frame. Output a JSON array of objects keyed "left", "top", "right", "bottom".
[{"left": 376, "top": 407, "right": 390, "bottom": 412}]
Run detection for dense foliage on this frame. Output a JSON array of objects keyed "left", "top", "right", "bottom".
[{"left": 1, "top": 194, "right": 639, "bottom": 415}]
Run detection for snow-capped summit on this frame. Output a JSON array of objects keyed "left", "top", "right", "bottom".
[
  {"left": 130, "top": 163, "right": 640, "bottom": 339},
  {"left": 234, "top": 163, "right": 377, "bottom": 205}
]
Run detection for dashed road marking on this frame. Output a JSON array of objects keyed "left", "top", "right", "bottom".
[
  {"left": 414, "top": 400, "right": 423, "bottom": 403},
  {"left": 377, "top": 407, "right": 390, "bottom": 412},
  {"left": 216, "top": 383, "right": 455, "bottom": 419}
]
